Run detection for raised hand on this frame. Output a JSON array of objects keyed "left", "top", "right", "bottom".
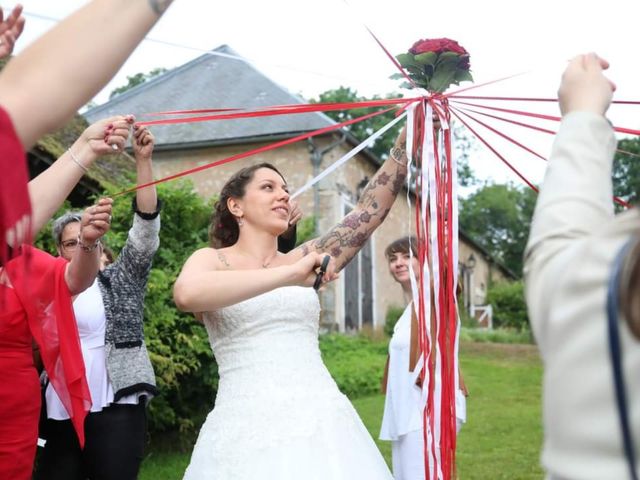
[
  {"left": 132, "top": 124, "right": 155, "bottom": 161},
  {"left": 558, "top": 53, "right": 616, "bottom": 117},
  {"left": 0, "top": 4, "right": 25, "bottom": 59},
  {"left": 79, "top": 198, "right": 113, "bottom": 246},
  {"left": 81, "top": 115, "right": 134, "bottom": 156}
]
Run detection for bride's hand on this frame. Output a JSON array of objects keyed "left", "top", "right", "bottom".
[{"left": 289, "top": 252, "right": 339, "bottom": 289}]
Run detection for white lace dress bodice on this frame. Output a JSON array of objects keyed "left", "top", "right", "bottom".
[{"left": 183, "top": 286, "right": 392, "bottom": 480}]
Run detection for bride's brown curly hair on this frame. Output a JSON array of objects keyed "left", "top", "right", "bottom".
[{"left": 209, "top": 162, "right": 286, "bottom": 248}]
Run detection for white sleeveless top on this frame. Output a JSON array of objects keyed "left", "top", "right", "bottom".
[
  {"left": 379, "top": 303, "right": 424, "bottom": 440},
  {"left": 45, "top": 280, "right": 140, "bottom": 419}
]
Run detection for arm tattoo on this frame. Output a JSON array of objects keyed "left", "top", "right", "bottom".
[
  {"left": 217, "top": 250, "right": 231, "bottom": 269},
  {"left": 293, "top": 241, "right": 311, "bottom": 257},
  {"left": 313, "top": 161, "right": 406, "bottom": 271},
  {"left": 148, "top": 0, "right": 173, "bottom": 15}
]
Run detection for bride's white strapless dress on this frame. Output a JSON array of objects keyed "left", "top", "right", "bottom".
[{"left": 183, "top": 286, "right": 393, "bottom": 480}]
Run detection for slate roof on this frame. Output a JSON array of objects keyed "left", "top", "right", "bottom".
[{"left": 84, "top": 45, "right": 334, "bottom": 149}]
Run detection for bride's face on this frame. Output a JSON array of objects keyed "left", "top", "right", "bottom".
[{"left": 236, "top": 167, "right": 291, "bottom": 235}]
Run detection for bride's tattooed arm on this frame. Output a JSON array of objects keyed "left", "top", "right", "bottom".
[
  {"left": 295, "top": 135, "right": 408, "bottom": 272},
  {"left": 148, "top": 0, "right": 173, "bottom": 16}
]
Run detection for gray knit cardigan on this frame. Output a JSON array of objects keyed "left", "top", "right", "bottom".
[{"left": 99, "top": 204, "right": 160, "bottom": 402}]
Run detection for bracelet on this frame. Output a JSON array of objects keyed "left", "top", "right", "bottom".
[
  {"left": 76, "top": 233, "right": 101, "bottom": 253},
  {"left": 68, "top": 149, "right": 89, "bottom": 173},
  {"left": 389, "top": 146, "right": 407, "bottom": 166}
]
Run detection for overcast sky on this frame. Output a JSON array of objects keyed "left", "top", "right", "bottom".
[{"left": 7, "top": 0, "right": 640, "bottom": 185}]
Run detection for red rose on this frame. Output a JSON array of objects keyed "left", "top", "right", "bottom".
[
  {"left": 441, "top": 39, "right": 467, "bottom": 55},
  {"left": 409, "top": 37, "right": 468, "bottom": 56},
  {"left": 410, "top": 38, "right": 443, "bottom": 55}
]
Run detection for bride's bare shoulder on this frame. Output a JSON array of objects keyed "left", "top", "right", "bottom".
[{"left": 184, "top": 247, "right": 229, "bottom": 271}]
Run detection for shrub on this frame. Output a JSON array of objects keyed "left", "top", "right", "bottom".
[
  {"left": 295, "top": 215, "right": 316, "bottom": 246},
  {"left": 384, "top": 305, "right": 405, "bottom": 337},
  {"left": 486, "top": 280, "right": 529, "bottom": 330},
  {"left": 319, "top": 334, "right": 387, "bottom": 398}
]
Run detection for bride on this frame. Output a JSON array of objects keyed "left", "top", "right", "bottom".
[{"left": 174, "top": 127, "right": 408, "bottom": 479}]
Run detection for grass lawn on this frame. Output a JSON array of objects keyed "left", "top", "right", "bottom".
[{"left": 139, "top": 341, "right": 544, "bottom": 479}]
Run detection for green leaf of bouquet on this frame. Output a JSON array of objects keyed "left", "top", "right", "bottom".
[
  {"left": 396, "top": 53, "right": 416, "bottom": 68},
  {"left": 399, "top": 81, "right": 414, "bottom": 90},
  {"left": 438, "top": 51, "right": 460, "bottom": 61},
  {"left": 389, "top": 72, "right": 406, "bottom": 80},
  {"left": 430, "top": 63, "right": 458, "bottom": 93},
  {"left": 435, "top": 55, "right": 461, "bottom": 69},
  {"left": 413, "top": 51, "right": 437, "bottom": 66},
  {"left": 454, "top": 70, "right": 474, "bottom": 83}
]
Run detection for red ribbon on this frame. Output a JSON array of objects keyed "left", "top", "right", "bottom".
[
  {"left": 116, "top": 102, "right": 416, "bottom": 195},
  {"left": 451, "top": 105, "right": 631, "bottom": 208},
  {"left": 450, "top": 99, "right": 640, "bottom": 136},
  {"left": 451, "top": 95, "right": 640, "bottom": 105},
  {"left": 137, "top": 98, "right": 418, "bottom": 126}
]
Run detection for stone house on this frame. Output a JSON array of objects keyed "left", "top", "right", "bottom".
[{"left": 84, "top": 45, "right": 515, "bottom": 332}]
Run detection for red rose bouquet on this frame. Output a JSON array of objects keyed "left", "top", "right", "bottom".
[{"left": 393, "top": 37, "right": 473, "bottom": 93}]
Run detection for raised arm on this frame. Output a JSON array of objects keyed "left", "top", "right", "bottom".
[
  {"left": 302, "top": 127, "right": 407, "bottom": 271},
  {"left": 112, "top": 125, "right": 161, "bottom": 282},
  {"left": 524, "top": 53, "right": 616, "bottom": 334},
  {"left": 0, "top": 0, "right": 174, "bottom": 149},
  {"left": 65, "top": 198, "right": 112, "bottom": 295},
  {"left": 525, "top": 54, "right": 616, "bottom": 268},
  {"left": 132, "top": 124, "right": 158, "bottom": 213},
  {"left": 27, "top": 115, "right": 133, "bottom": 237}
]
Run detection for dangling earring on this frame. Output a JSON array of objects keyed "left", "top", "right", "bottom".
[{"left": 237, "top": 217, "right": 244, "bottom": 227}]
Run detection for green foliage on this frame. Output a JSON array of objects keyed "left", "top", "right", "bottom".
[
  {"left": 459, "top": 182, "right": 536, "bottom": 276},
  {"left": 123, "top": 181, "right": 215, "bottom": 433},
  {"left": 383, "top": 305, "right": 404, "bottom": 337},
  {"left": 294, "top": 215, "right": 316, "bottom": 246},
  {"left": 34, "top": 200, "right": 74, "bottom": 253},
  {"left": 319, "top": 334, "right": 387, "bottom": 398},
  {"left": 486, "top": 280, "right": 529, "bottom": 331},
  {"left": 613, "top": 136, "right": 640, "bottom": 209},
  {"left": 110, "top": 67, "right": 168, "bottom": 99}
]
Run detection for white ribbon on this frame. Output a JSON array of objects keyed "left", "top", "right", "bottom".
[{"left": 291, "top": 111, "right": 408, "bottom": 199}]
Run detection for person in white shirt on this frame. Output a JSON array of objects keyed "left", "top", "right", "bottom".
[
  {"left": 380, "top": 236, "right": 467, "bottom": 480},
  {"left": 524, "top": 53, "right": 640, "bottom": 479}
]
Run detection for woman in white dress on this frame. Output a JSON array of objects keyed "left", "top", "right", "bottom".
[
  {"left": 380, "top": 236, "right": 468, "bottom": 480},
  {"left": 174, "top": 128, "right": 409, "bottom": 480}
]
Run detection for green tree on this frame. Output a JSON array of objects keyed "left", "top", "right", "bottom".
[
  {"left": 459, "top": 183, "right": 537, "bottom": 276},
  {"left": 312, "top": 86, "right": 476, "bottom": 186},
  {"left": 110, "top": 67, "right": 168, "bottom": 99},
  {"left": 613, "top": 136, "right": 640, "bottom": 207},
  {"left": 312, "top": 86, "right": 402, "bottom": 160}
]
